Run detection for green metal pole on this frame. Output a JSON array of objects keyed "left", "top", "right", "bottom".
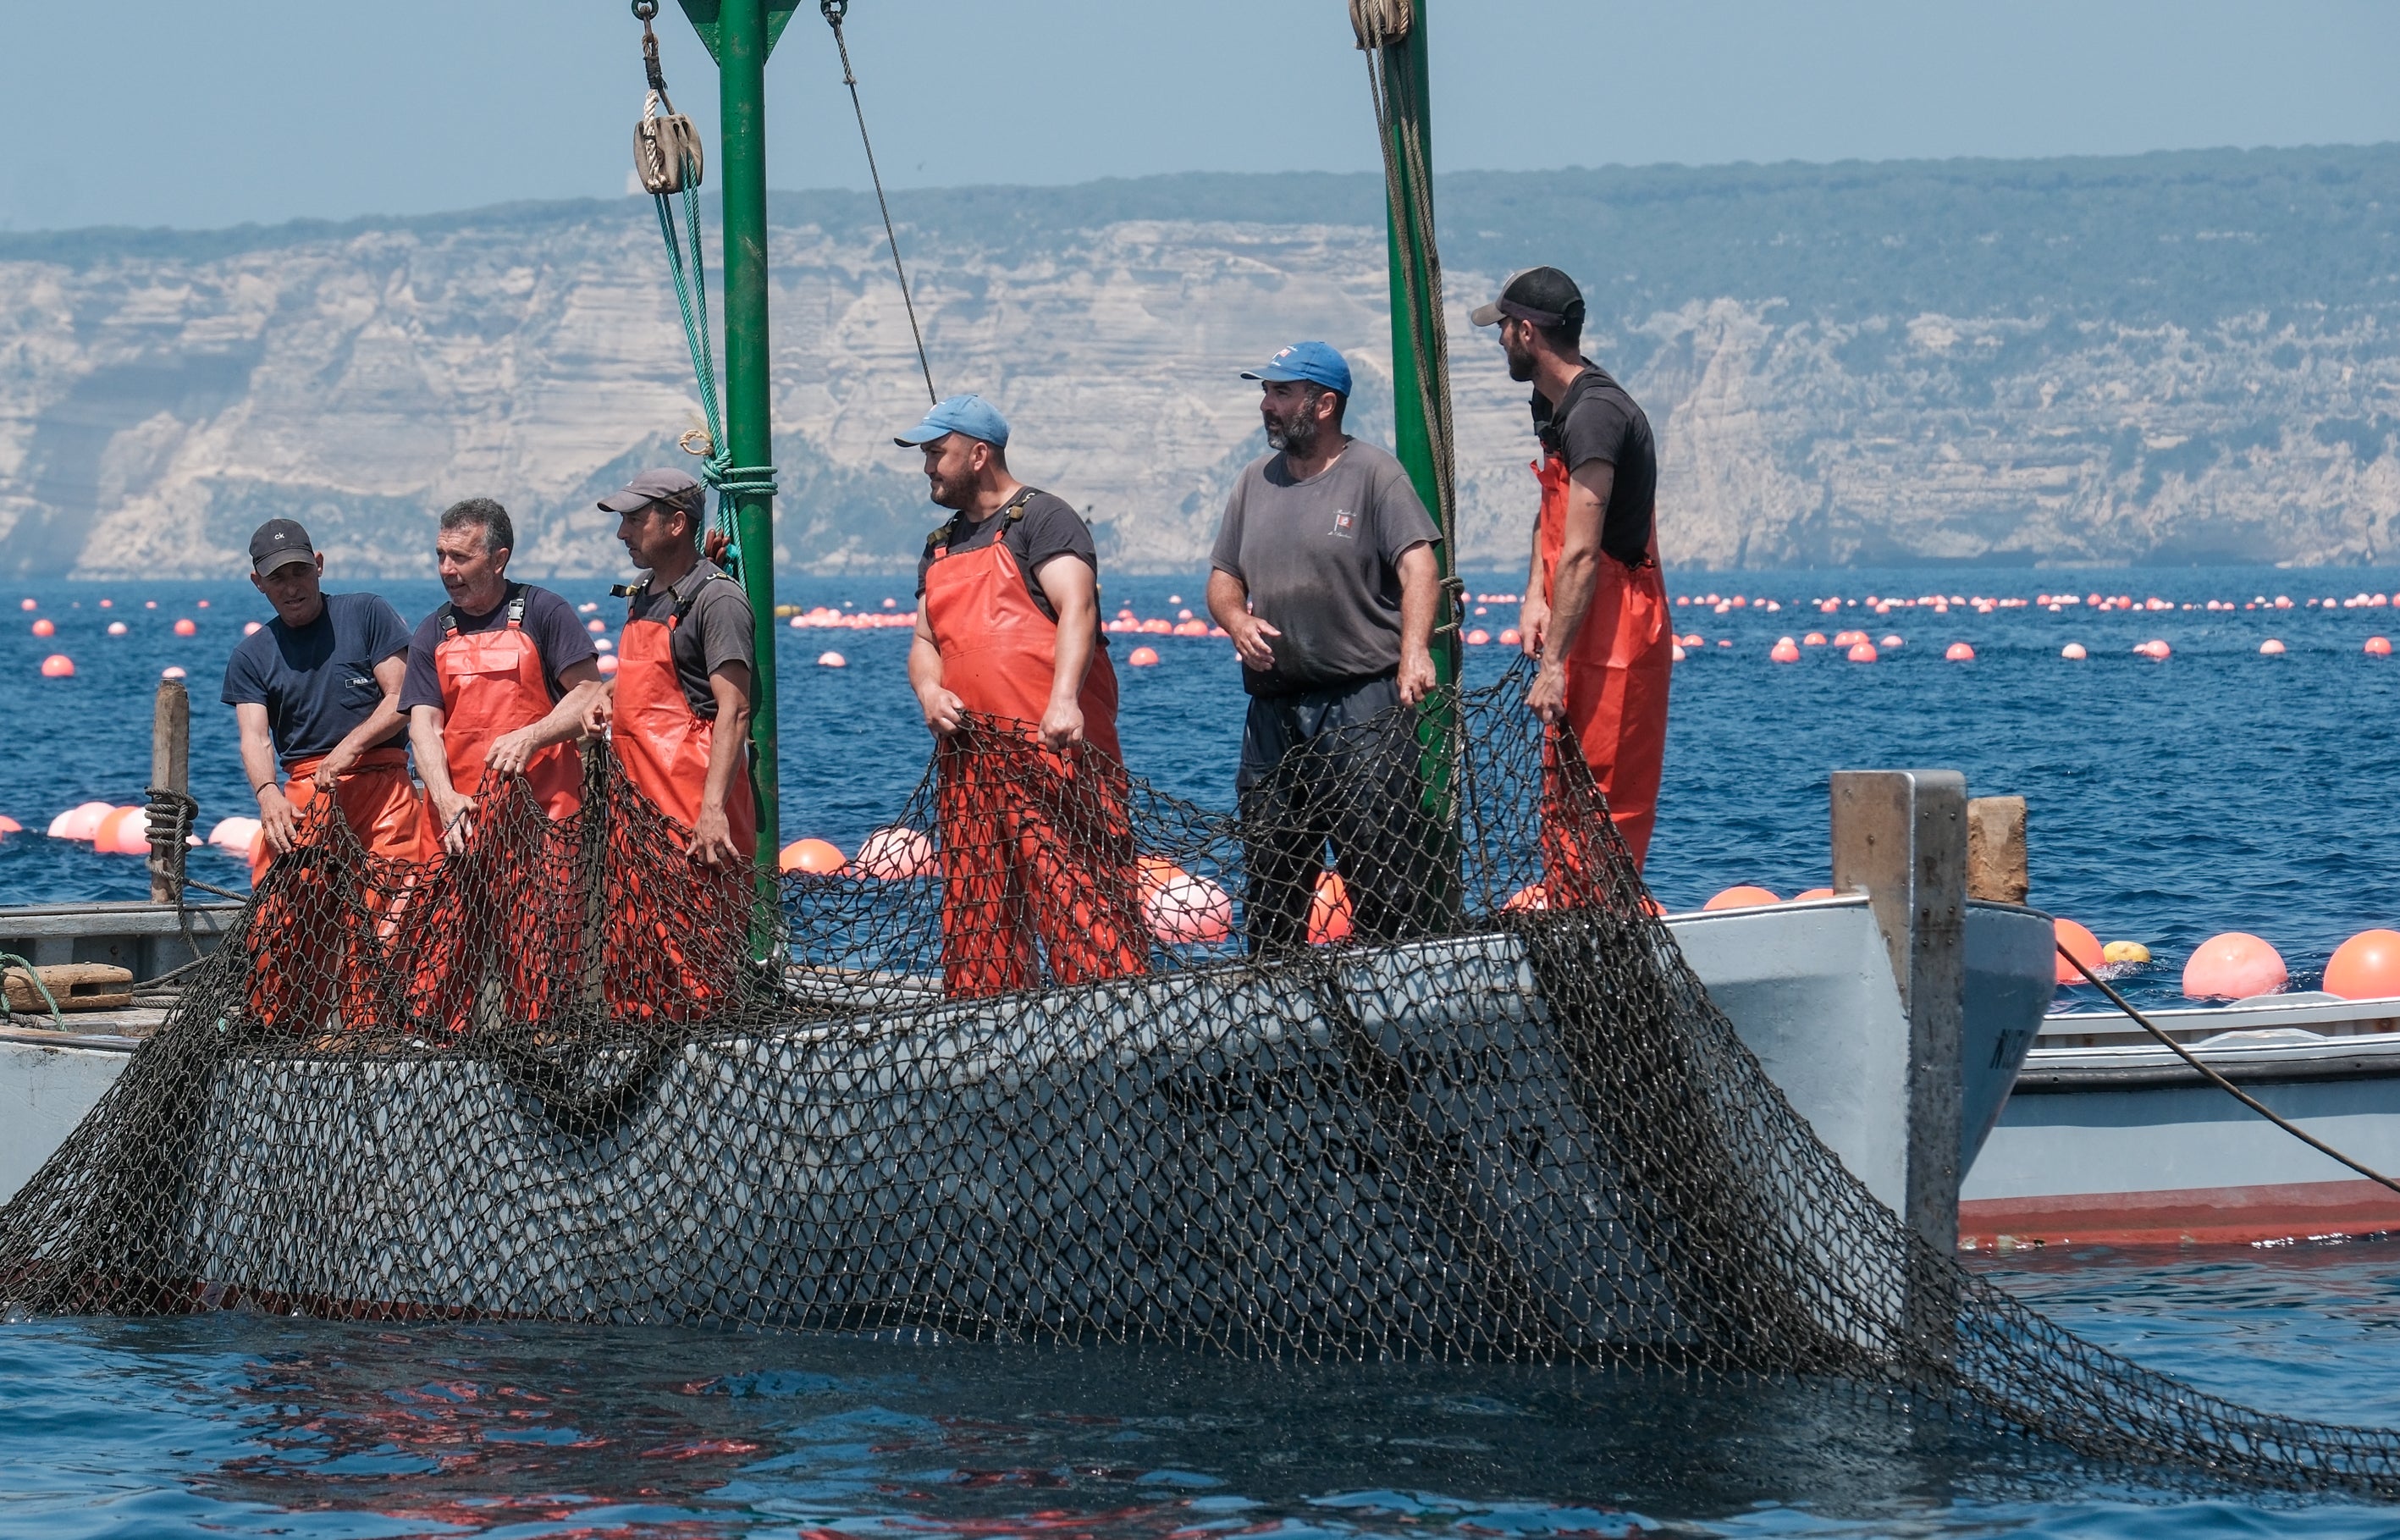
[{"left": 717, "top": 0, "right": 780, "bottom": 878}]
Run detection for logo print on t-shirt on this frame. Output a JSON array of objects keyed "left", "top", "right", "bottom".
[{"left": 1330, "top": 509, "right": 1356, "bottom": 539}]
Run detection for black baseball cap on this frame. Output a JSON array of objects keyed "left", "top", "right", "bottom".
[
  {"left": 1470, "top": 267, "right": 1586, "bottom": 329},
  {"left": 599, "top": 467, "right": 705, "bottom": 515},
  {"left": 248, "top": 519, "right": 317, "bottom": 576}
]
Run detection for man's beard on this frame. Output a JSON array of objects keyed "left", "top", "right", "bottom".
[
  {"left": 1265, "top": 407, "right": 1320, "bottom": 455},
  {"left": 1503, "top": 337, "right": 1537, "bottom": 383},
  {"left": 926, "top": 472, "right": 966, "bottom": 511}
]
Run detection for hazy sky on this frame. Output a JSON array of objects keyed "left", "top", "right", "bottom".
[{"left": 9, "top": 0, "right": 2400, "bottom": 232}]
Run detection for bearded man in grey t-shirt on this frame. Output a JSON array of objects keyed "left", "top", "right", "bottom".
[{"left": 1206, "top": 341, "right": 1444, "bottom": 953}]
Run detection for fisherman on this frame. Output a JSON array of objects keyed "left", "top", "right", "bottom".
[
  {"left": 400, "top": 497, "right": 602, "bottom": 1029},
  {"left": 1206, "top": 342, "right": 1443, "bottom": 952},
  {"left": 584, "top": 469, "right": 757, "bottom": 1019},
  {"left": 901, "top": 394, "right": 1146, "bottom": 998},
  {"left": 1473, "top": 267, "right": 1672, "bottom": 875},
  {"left": 221, "top": 518, "right": 422, "bottom": 1032}
]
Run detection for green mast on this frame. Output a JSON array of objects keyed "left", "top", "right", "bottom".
[{"left": 676, "top": 0, "right": 800, "bottom": 877}]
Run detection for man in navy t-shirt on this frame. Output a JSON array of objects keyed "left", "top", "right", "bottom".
[{"left": 221, "top": 519, "right": 424, "bottom": 879}]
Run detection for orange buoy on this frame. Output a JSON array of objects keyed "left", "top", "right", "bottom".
[
  {"left": 1846, "top": 642, "right": 1877, "bottom": 663},
  {"left": 1802, "top": 632, "right": 1827, "bottom": 646},
  {"left": 1498, "top": 627, "right": 1522, "bottom": 647},
  {"left": 1790, "top": 886, "right": 1836, "bottom": 902},
  {"left": 1465, "top": 628, "right": 1490, "bottom": 645},
  {"left": 2053, "top": 918, "right": 2105, "bottom": 985},
  {"left": 597, "top": 654, "right": 621, "bottom": 676},
  {"left": 30, "top": 618, "right": 53, "bottom": 638},
  {"left": 1944, "top": 643, "right": 1974, "bottom": 661},
  {"left": 2061, "top": 643, "right": 2088, "bottom": 660},
  {"left": 586, "top": 618, "right": 607, "bottom": 633},
  {"left": 1703, "top": 885, "right": 1781, "bottom": 910},
  {"left": 1770, "top": 638, "right": 1800, "bottom": 663},
  {"left": 778, "top": 837, "right": 847, "bottom": 875},
  {"left": 1307, "top": 870, "right": 1354, "bottom": 944},
  {"left": 1128, "top": 646, "right": 1161, "bottom": 667},
  {"left": 0, "top": 814, "right": 19, "bottom": 835},
  {"left": 2259, "top": 638, "right": 2286, "bottom": 655},
  {"left": 1502, "top": 882, "right": 1548, "bottom": 913},
  {"left": 207, "top": 815, "right": 262, "bottom": 853},
  {"left": 817, "top": 650, "right": 846, "bottom": 668},
  {"left": 38, "top": 654, "right": 74, "bottom": 678},
  {"left": 95, "top": 806, "right": 152, "bottom": 855},
  {"left": 1145, "top": 869, "right": 1233, "bottom": 944},
  {"left": 854, "top": 825, "right": 933, "bottom": 880},
  {"left": 2136, "top": 639, "right": 2171, "bottom": 660},
  {"left": 2367, "top": 637, "right": 2393, "bottom": 657},
  {"left": 2182, "top": 931, "right": 2287, "bottom": 1000},
  {"left": 2325, "top": 930, "right": 2400, "bottom": 1001},
  {"left": 105, "top": 621, "right": 127, "bottom": 637},
  {"left": 173, "top": 617, "right": 196, "bottom": 637}
]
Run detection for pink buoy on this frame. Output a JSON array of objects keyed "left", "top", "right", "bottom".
[
  {"left": 2366, "top": 637, "right": 2393, "bottom": 657},
  {"left": 2136, "top": 639, "right": 2171, "bottom": 660},
  {"left": 588, "top": 618, "right": 606, "bottom": 633},
  {"left": 161, "top": 665, "right": 186, "bottom": 680},
  {"left": 593, "top": 638, "right": 613, "bottom": 652},
  {"left": 817, "top": 650, "right": 846, "bottom": 668},
  {"left": 39, "top": 654, "right": 74, "bottom": 678},
  {"left": 1465, "top": 628, "right": 1490, "bottom": 646},
  {"left": 854, "top": 825, "right": 934, "bottom": 880},
  {"left": 2061, "top": 643, "right": 2088, "bottom": 660},
  {"left": 244, "top": 621, "right": 262, "bottom": 635},
  {"left": 2182, "top": 931, "right": 2287, "bottom": 1000},
  {"left": 1879, "top": 634, "right": 1903, "bottom": 649},
  {"left": 1944, "top": 643, "right": 1974, "bottom": 661},
  {"left": 1128, "top": 646, "right": 1160, "bottom": 667},
  {"left": 96, "top": 806, "right": 152, "bottom": 855},
  {"left": 596, "top": 653, "right": 621, "bottom": 675},
  {"left": 207, "top": 815, "right": 262, "bottom": 852},
  {"left": 105, "top": 621, "right": 128, "bottom": 637},
  {"left": 30, "top": 617, "right": 54, "bottom": 638},
  {"left": 2259, "top": 638, "right": 2285, "bottom": 655},
  {"left": 1802, "top": 632, "right": 1826, "bottom": 646},
  {"left": 1145, "top": 871, "right": 1233, "bottom": 945},
  {"left": 1669, "top": 644, "right": 1687, "bottom": 662},
  {"left": 2326, "top": 930, "right": 2400, "bottom": 1001},
  {"left": 16, "top": 599, "right": 32, "bottom": 611},
  {"left": 1498, "top": 627, "right": 1522, "bottom": 647},
  {"left": 0, "top": 814, "right": 19, "bottom": 835},
  {"left": 173, "top": 617, "right": 196, "bottom": 637},
  {"left": 1703, "top": 885, "right": 1780, "bottom": 910},
  {"left": 1770, "top": 638, "right": 1801, "bottom": 663},
  {"left": 1846, "top": 642, "right": 1877, "bottom": 663},
  {"left": 52, "top": 801, "right": 114, "bottom": 841}
]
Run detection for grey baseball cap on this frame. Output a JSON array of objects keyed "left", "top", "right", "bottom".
[
  {"left": 248, "top": 519, "right": 316, "bottom": 575},
  {"left": 599, "top": 468, "right": 704, "bottom": 515}
]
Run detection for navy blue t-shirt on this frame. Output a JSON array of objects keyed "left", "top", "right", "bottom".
[
  {"left": 398, "top": 582, "right": 598, "bottom": 716},
  {"left": 220, "top": 592, "right": 412, "bottom": 770}
]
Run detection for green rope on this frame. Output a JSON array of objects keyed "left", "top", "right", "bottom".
[
  {"left": 0, "top": 951, "right": 63, "bottom": 1029},
  {"left": 653, "top": 157, "right": 775, "bottom": 572}
]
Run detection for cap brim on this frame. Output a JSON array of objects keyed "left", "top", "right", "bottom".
[
  {"left": 893, "top": 428, "right": 947, "bottom": 447},
  {"left": 1240, "top": 368, "right": 1306, "bottom": 382},
  {"left": 1469, "top": 301, "right": 1504, "bottom": 327},
  {"left": 255, "top": 549, "right": 314, "bottom": 575},
  {"left": 596, "top": 490, "right": 655, "bottom": 513}
]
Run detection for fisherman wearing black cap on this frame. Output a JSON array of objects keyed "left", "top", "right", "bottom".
[{"left": 1472, "top": 267, "right": 1673, "bottom": 876}]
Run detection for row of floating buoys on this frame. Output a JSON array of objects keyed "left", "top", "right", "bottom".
[
  {"left": 43, "top": 801, "right": 163, "bottom": 856},
  {"left": 2052, "top": 918, "right": 2400, "bottom": 1002},
  {"left": 776, "top": 827, "right": 936, "bottom": 880}
]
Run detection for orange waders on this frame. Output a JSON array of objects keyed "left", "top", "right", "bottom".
[
  {"left": 1533, "top": 452, "right": 1673, "bottom": 891},
  {"left": 923, "top": 511, "right": 1146, "bottom": 999},
  {"left": 409, "top": 594, "right": 585, "bottom": 1035},
  {"left": 246, "top": 745, "right": 427, "bottom": 1035},
  {"left": 604, "top": 583, "right": 758, "bottom": 1022}
]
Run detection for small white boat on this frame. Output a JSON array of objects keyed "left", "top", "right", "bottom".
[{"left": 1963, "top": 991, "right": 2400, "bottom": 1248}]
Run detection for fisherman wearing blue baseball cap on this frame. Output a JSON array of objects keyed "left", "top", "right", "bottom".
[
  {"left": 901, "top": 393, "right": 1146, "bottom": 999},
  {"left": 1206, "top": 341, "right": 1444, "bottom": 953}
]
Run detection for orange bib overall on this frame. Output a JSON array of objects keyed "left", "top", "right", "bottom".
[
  {"left": 1535, "top": 451, "right": 1673, "bottom": 882},
  {"left": 605, "top": 578, "right": 757, "bottom": 1021},
  {"left": 407, "top": 594, "right": 584, "bottom": 1035},
  {"left": 924, "top": 501, "right": 1145, "bottom": 999},
  {"left": 246, "top": 743, "right": 427, "bottom": 1035}
]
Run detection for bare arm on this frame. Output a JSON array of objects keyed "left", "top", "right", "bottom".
[
  {"left": 1394, "top": 542, "right": 1438, "bottom": 706},
  {"left": 236, "top": 702, "right": 300, "bottom": 857},
  {"left": 1207, "top": 567, "right": 1280, "bottom": 673},
  {"left": 1034, "top": 555, "right": 1097, "bottom": 750},
  {"left": 687, "top": 662, "right": 752, "bottom": 865},
  {"left": 411, "top": 703, "right": 473, "bottom": 855},
  {"left": 909, "top": 608, "right": 963, "bottom": 736},
  {"left": 1526, "top": 461, "right": 1614, "bottom": 723},
  {"left": 312, "top": 654, "right": 407, "bottom": 789}
]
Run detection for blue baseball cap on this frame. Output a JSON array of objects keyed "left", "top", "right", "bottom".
[
  {"left": 894, "top": 394, "right": 1010, "bottom": 449},
  {"left": 1241, "top": 340, "right": 1352, "bottom": 397}
]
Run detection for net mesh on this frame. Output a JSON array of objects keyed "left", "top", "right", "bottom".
[{"left": 5, "top": 666, "right": 2399, "bottom": 1498}]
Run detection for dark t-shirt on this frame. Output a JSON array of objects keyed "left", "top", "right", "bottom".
[
  {"left": 1209, "top": 439, "right": 1441, "bottom": 697},
  {"left": 398, "top": 582, "right": 598, "bottom": 715},
  {"left": 1533, "top": 362, "right": 1658, "bottom": 568},
  {"left": 914, "top": 488, "right": 1104, "bottom": 641},
  {"left": 624, "top": 559, "right": 753, "bottom": 720},
  {"left": 220, "top": 591, "right": 412, "bottom": 770}
]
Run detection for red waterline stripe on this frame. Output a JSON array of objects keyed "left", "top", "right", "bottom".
[{"left": 1961, "top": 1178, "right": 2400, "bottom": 1249}]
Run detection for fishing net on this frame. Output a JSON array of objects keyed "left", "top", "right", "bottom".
[{"left": 4, "top": 665, "right": 2399, "bottom": 1499}]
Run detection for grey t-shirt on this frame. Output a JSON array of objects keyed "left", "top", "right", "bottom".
[
  {"left": 625, "top": 559, "right": 753, "bottom": 720},
  {"left": 1208, "top": 439, "right": 1441, "bottom": 697}
]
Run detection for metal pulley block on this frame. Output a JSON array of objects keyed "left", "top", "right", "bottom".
[{"left": 636, "top": 91, "right": 704, "bottom": 195}]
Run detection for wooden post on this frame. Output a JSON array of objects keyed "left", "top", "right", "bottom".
[
  {"left": 1967, "top": 795, "right": 2028, "bottom": 904},
  {"left": 149, "top": 676, "right": 190, "bottom": 904}
]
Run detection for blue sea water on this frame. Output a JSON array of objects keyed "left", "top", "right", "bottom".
[{"left": 8, "top": 563, "right": 2400, "bottom": 1535}]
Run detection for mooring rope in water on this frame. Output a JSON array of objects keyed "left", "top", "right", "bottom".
[
  {"left": 2057, "top": 941, "right": 2400, "bottom": 1197},
  {"left": 822, "top": 0, "right": 937, "bottom": 406}
]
